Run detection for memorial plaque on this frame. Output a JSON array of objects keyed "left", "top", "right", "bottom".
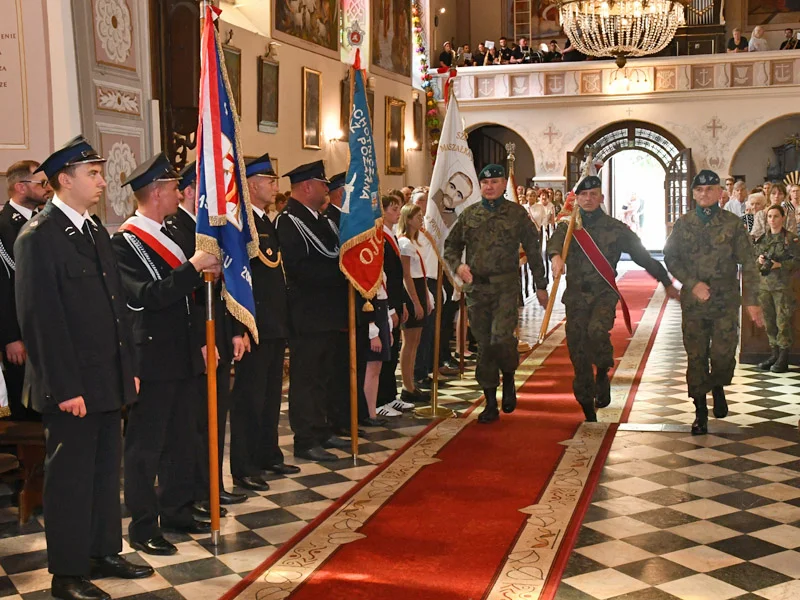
[{"left": 0, "top": 0, "right": 27, "bottom": 148}]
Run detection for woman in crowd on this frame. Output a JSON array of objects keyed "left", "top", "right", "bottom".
[
  {"left": 397, "top": 204, "right": 434, "bottom": 404},
  {"left": 745, "top": 192, "right": 768, "bottom": 236},
  {"left": 788, "top": 184, "right": 800, "bottom": 235},
  {"left": 755, "top": 204, "right": 800, "bottom": 373},
  {"left": 754, "top": 183, "right": 796, "bottom": 237}
]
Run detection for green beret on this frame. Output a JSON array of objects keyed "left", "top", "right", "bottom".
[
  {"left": 692, "top": 169, "right": 720, "bottom": 188},
  {"left": 576, "top": 175, "right": 601, "bottom": 193},
  {"left": 478, "top": 164, "right": 505, "bottom": 180}
]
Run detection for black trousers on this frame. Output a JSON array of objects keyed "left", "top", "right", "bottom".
[
  {"left": 289, "top": 332, "right": 337, "bottom": 450},
  {"left": 378, "top": 326, "right": 402, "bottom": 405},
  {"left": 230, "top": 339, "right": 286, "bottom": 478},
  {"left": 439, "top": 278, "right": 459, "bottom": 365},
  {"left": 43, "top": 410, "right": 122, "bottom": 576},
  {"left": 193, "top": 362, "right": 230, "bottom": 500},
  {"left": 3, "top": 358, "right": 38, "bottom": 421},
  {"left": 124, "top": 378, "right": 196, "bottom": 542},
  {"left": 328, "top": 330, "right": 368, "bottom": 430},
  {"left": 414, "top": 279, "right": 438, "bottom": 380}
]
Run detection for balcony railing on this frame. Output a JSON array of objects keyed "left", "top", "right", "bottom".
[{"left": 429, "top": 50, "right": 800, "bottom": 102}]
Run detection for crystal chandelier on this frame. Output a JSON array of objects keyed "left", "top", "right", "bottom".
[{"left": 558, "top": 0, "right": 686, "bottom": 68}]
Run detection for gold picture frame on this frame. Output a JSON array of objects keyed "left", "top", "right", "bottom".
[
  {"left": 385, "top": 97, "right": 405, "bottom": 174},
  {"left": 257, "top": 57, "right": 279, "bottom": 134},
  {"left": 222, "top": 44, "right": 242, "bottom": 113},
  {"left": 302, "top": 67, "right": 322, "bottom": 150}
]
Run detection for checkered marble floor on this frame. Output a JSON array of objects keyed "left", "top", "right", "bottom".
[{"left": 555, "top": 293, "right": 800, "bottom": 600}]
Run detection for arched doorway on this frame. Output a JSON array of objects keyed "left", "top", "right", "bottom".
[
  {"left": 730, "top": 114, "right": 800, "bottom": 187},
  {"left": 569, "top": 120, "right": 693, "bottom": 250},
  {"left": 466, "top": 124, "right": 536, "bottom": 186}
]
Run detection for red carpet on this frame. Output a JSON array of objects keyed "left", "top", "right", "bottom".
[{"left": 228, "top": 271, "right": 662, "bottom": 599}]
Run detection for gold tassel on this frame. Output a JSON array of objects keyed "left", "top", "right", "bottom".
[{"left": 363, "top": 301, "right": 374, "bottom": 312}]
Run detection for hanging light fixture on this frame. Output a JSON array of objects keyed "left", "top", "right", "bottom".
[{"left": 558, "top": 0, "right": 686, "bottom": 68}]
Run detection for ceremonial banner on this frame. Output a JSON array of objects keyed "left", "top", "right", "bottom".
[
  {"left": 505, "top": 172, "right": 520, "bottom": 203},
  {"left": 424, "top": 93, "right": 480, "bottom": 282},
  {"left": 339, "top": 49, "right": 384, "bottom": 302},
  {"left": 195, "top": 4, "right": 259, "bottom": 342}
]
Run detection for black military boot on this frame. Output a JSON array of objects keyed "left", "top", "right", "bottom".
[
  {"left": 759, "top": 346, "right": 779, "bottom": 370},
  {"left": 711, "top": 386, "right": 728, "bottom": 418},
  {"left": 579, "top": 400, "right": 597, "bottom": 422},
  {"left": 595, "top": 368, "right": 611, "bottom": 408},
  {"left": 691, "top": 397, "right": 708, "bottom": 435},
  {"left": 478, "top": 388, "right": 500, "bottom": 424},
  {"left": 501, "top": 373, "right": 517, "bottom": 414},
  {"left": 771, "top": 348, "right": 790, "bottom": 373}
]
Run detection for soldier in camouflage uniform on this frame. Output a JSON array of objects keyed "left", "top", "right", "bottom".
[
  {"left": 754, "top": 204, "right": 800, "bottom": 373},
  {"left": 549, "top": 176, "right": 677, "bottom": 422},
  {"left": 444, "top": 164, "right": 548, "bottom": 424},
  {"left": 664, "top": 169, "right": 764, "bottom": 435}
]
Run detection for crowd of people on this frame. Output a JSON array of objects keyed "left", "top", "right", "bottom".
[
  {"left": 436, "top": 26, "right": 800, "bottom": 71},
  {"left": 727, "top": 27, "right": 800, "bottom": 52},
  {"left": 0, "top": 132, "right": 791, "bottom": 600}
]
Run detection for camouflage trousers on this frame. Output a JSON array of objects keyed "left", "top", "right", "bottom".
[
  {"left": 681, "top": 308, "right": 738, "bottom": 398},
  {"left": 759, "top": 288, "right": 794, "bottom": 349},
  {"left": 565, "top": 297, "right": 617, "bottom": 406},
  {"left": 467, "top": 284, "right": 519, "bottom": 388}
]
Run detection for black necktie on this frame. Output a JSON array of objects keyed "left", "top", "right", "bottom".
[
  {"left": 161, "top": 226, "right": 176, "bottom": 242},
  {"left": 82, "top": 220, "right": 95, "bottom": 246}
]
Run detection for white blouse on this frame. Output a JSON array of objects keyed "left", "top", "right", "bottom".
[{"left": 398, "top": 236, "right": 426, "bottom": 278}]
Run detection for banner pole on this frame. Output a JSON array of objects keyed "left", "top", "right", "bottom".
[
  {"left": 415, "top": 265, "right": 454, "bottom": 418},
  {"left": 537, "top": 203, "right": 578, "bottom": 344},
  {"left": 204, "top": 273, "right": 221, "bottom": 546},
  {"left": 458, "top": 295, "right": 466, "bottom": 377},
  {"left": 348, "top": 285, "right": 359, "bottom": 463}
]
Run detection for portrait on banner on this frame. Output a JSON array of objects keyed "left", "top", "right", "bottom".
[
  {"left": 371, "top": 0, "right": 411, "bottom": 79},
  {"left": 273, "top": 0, "right": 340, "bottom": 58}
]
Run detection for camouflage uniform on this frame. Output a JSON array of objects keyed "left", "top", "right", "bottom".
[
  {"left": 754, "top": 228, "right": 800, "bottom": 349},
  {"left": 444, "top": 198, "right": 547, "bottom": 388},
  {"left": 664, "top": 209, "right": 759, "bottom": 398},
  {"left": 548, "top": 209, "right": 672, "bottom": 410}
]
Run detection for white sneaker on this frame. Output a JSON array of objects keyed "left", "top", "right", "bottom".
[
  {"left": 376, "top": 404, "right": 402, "bottom": 417},
  {"left": 388, "top": 398, "right": 414, "bottom": 411}
]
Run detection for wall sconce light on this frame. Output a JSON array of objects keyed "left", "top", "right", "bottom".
[
  {"left": 412, "top": 90, "right": 419, "bottom": 101},
  {"left": 367, "top": 76, "right": 376, "bottom": 90},
  {"left": 405, "top": 140, "right": 419, "bottom": 152},
  {"left": 326, "top": 127, "right": 344, "bottom": 143}
]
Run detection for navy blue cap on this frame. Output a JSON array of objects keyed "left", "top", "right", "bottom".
[
  {"left": 245, "top": 153, "right": 277, "bottom": 179},
  {"left": 34, "top": 135, "right": 106, "bottom": 179},
  {"left": 178, "top": 161, "right": 196, "bottom": 191},
  {"left": 328, "top": 172, "right": 347, "bottom": 192},
  {"left": 691, "top": 169, "right": 720, "bottom": 188},
  {"left": 478, "top": 164, "right": 505, "bottom": 180},
  {"left": 576, "top": 175, "right": 602, "bottom": 193},
  {"left": 122, "top": 152, "right": 179, "bottom": 192},
  {"left": 283, "top": 160, "right": 329, "bottom": 185}
]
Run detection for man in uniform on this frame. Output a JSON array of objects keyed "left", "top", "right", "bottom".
[
  {"left": 229, "top": 153, "right": 300, "bottom": 489},
  {"left": 0, "top": 160, "right": 51, "bottom": 421},
  {"left": 323, "top": 172, "right": 346, "bottom": 226},
  {"left": 549, "top": 176, "right": 678, "bottom": 422},
  {"left": 165, "top": 162, "right": 248, "bottom": 517},
  {"left": 664, "top": 170, "right": 764, "bottom": 434},
  {"left": 111, "top": 153, "right": 218, "bottom": 555},
  {"left": 444, "top": 164, "right": 548, "bottom": 424},
  {"left": 16, "top": 136, "right": 153, "bottom": 600},
  {"left": 276, "top": 161, "right": 350, "bottom": 460}
]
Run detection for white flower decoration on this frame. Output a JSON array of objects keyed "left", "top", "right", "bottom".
[
  {"left": 95, "top": 0, "right": 132, "bottom": 64},
  {"left": 106, "top": 142, "right": 137, "bottom": 218}
]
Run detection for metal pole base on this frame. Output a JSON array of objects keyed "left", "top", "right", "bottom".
[
  {"left": 210, "top": 530, "right": 221, "bottom": 546},
  {"left": 517, "top": 341, "right": 532, "bottom": 353},
  {"left": 414, "top": 405, "right": 456, "bottom": 419}
]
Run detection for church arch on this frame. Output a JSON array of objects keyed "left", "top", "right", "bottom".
[
  {"left": 729, "top": 113, "right": 800, "bottom": 186},
  {"left": 465, "top": 123, "right": 537, "bottom": 184}
]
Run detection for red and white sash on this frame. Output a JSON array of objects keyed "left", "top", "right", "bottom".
[
  {"left": 119, "top": 213, "right": 188, "bottom": 269},
  {"left": 572, "top": 227, "right": 633, "bottom": 334},
  {"left": 383, "top": 225, "right": 400, "bottom": 257}
]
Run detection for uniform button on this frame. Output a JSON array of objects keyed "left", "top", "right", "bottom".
[
  {"left": 111, "top": 295, "right": 115, "bottom": 300},
  {"left": 103, "top": 272, "right": 107, "bottom": 277},
  {"left": 119, "top": 342, "right": 123, "bottom": 346}
]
